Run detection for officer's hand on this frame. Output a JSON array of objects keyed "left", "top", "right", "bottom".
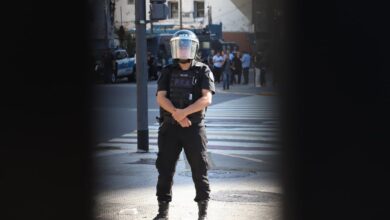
[
  {"left": 178, "top": 117, "right": 192, "bottom": 128},
  {"left": 172, "top": 109, "right": 187, "bottom": 122}
]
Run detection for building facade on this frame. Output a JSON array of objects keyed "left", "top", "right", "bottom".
[
  {"left": 113, "top": 0, "right": 262, "bottom": 53},
  {"left": 114, "top": 0, "right": 136, "bottom": 30},
  {"left": 89, "top": 0, "right": 117, "bottom": 58},
  {"left": 114, "top": 0, "right": 252, "bottom": 31},
  {"left": 208, "top": 0, "right": 252, "bottom": 32}
]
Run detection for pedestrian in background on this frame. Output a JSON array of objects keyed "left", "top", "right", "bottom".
[
  {"left": 228, "top": 50, "right": 235, "bottom": 85},
  {"left": 147, "top": 51, "right": 158, "bottom": 81},
  {"left": 254, "top": 51, "right": 266, "bottom": 87},
  {"left": 154, "top": 30, "right": 215, "bottom": 220},
  {"left": 231, "top": 51, "right": 242, "bottom": 84},
  {"left": 260, "top": 63, "right": 267, "bottom": 87},
  {"left": 103, "top": 50, "right": 114, "bottom": 83},
  {"left": 222, "top": 49, "right": 232, "bottom": 90},
  {"left": 212, "top": 50, "right": 224, "bottom": 83},
  {"left": 241, "top": 51, "right": 251, "bottom": 84},
  {"left": 207, "top": 49, "right": 215, "bottom": 71}
]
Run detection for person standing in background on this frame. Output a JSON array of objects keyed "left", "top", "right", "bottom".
[
  {"left": 147, "top": 51, "right": 158, "bottom": 81},
  {"left": 231, "top": 51, "right": 242, "bottom": 84},
  {"left": 207, "top": 49, "right": 215, "bottom": 71},
  {"left": 212, "top": 50, "right": 224, "bottom": 83},
  {"left": 228, "top": 50, "right": 235, "bottom": 85},
  {"left": 103, "top": 50, "right": 114, "bottom": 84},
  {"left": 222, "top": 49, "right": 232, "bottom": 90},
  {"left": 241, "top": 51, "right": 251, "bottom": 84}
]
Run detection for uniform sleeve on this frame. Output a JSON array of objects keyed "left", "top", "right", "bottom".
[
  {"left": 201, "top": 65, "right": 216, "bottom": 95},
  {"left": 157, "top": 68, "right": 170, "bottom": 93}
]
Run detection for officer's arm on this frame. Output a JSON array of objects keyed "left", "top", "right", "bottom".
[
  {"left": 171, "top": 89, "right": 212, "bottom": 122},
  {"left": 157, "top": 90, "right": 192, "bottom": 127},
  {"left": 156, "top": 90, "right": 176, "bottom": 114}
]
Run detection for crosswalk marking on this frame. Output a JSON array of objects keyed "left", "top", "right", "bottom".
[
  {"left": 106, "top": 137, "right": 276, "bottom": 148},
  {"left": 121, "top": 131, "right": 277, "bottom": 139},
  {"left": 95, "top": 96, "right": 280, "bottom": 157}
]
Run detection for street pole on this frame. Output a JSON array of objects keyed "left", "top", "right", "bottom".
[
  {"left": 120, "top": 6, "right": 122, "bottom": 25},
  {"left": 179, "top": 0, "right": 182, "bottom": 29},
  {"left": 135, "top": 0, "right": 149, "bottom": 152},
  {"left": 104, "top": 1, "right": 109, "bottom": 49}
]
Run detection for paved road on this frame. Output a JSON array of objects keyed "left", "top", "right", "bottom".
[{"left": 92, "top": 85, "right": 282, "bottom": 220}]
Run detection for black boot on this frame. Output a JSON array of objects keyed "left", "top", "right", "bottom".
[
  {"left": 153, "top": 201, "right": 169, "bottom": 220},
  {"left": 197, "top": 200, "right": 208, "bottom": 220}
]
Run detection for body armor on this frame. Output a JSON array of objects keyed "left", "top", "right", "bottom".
[{"left": 161, "top": 64, "right": 205, "bottom": 123}]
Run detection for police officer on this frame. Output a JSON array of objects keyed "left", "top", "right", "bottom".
[{"left": 154, "top": 30, "right": 215, "bottom": 220}]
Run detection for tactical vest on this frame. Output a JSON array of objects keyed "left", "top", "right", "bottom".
[{"left": 162, "top": 64, "right": 205, "bottom": 122}]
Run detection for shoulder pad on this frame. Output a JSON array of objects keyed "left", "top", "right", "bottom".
[
  {"left": 206, "top": 69, "right": 214, "bottom": 82},
  {"left": 192, "top": 61, "right": 209, "bottom": 73},
  {"left": 193, "top": 61, "right": 207, "bottom": 68}
]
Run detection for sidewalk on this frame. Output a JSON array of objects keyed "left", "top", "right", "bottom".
[{"left": 93, "top": 150, "right": 281, "bottom": 220}]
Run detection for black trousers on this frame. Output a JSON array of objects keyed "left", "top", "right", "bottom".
[
  {"left": 213, "top": 66, "right": 222, "bottom": 83},
  {"left": 243, "top": 67, "right": 250, "bottom": 84},
  {"left": 234, "top": 69, "right": 242, "bottom": 84},
  {"left": 156, "top": 122, "right": 210, "bottom": 202},
  {"left": 260, "top": 68, "right": 267, "bottom": 86}
]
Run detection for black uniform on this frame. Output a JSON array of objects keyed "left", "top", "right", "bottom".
[{"left": 155, "top": 60, "right": 215, "bottom": 203}]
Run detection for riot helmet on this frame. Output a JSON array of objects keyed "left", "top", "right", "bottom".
[{"left": 170, "top": 30, "right": 199, "bottom": 60}]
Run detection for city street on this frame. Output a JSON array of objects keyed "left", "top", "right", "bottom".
[
  {"left": 5, "top": 1, "right": 388, "bottom": 220},
  {"left": 91, "top": 74, "right": 281, "bottom": 220}
]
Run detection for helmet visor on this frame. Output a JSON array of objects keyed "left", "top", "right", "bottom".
[{"left": 170, "top": 38, "right": 198, "bottom": 59}]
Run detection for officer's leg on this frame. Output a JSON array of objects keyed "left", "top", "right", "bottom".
[
  {"left": 156, "top": 124, "right": 182, "bottom": 202},
  {"left": 182, "top": 125, "right": 210, "bottom": 202}
]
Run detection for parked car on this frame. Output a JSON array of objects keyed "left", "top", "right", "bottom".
[{"left": 110, "top": 49, "right": 136, "bottom": 83}]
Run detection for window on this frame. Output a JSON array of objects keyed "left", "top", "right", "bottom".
[
  {"left": 168, "top": 2, "right": 178, "bottom": 18},
  {"left": 115, "top": 51, "right": 128, "bottom": 60},
  {"left": 127, "top": 0, "right": 134, "bottom": 4},
  {"left": 182, "top": 12, "right": 192, "bottom": 18},
  {"left": 122, "top": 51, "right": 128, "bottom": 58},
  {"left": 194, "top": 1, "right": 204, "bottom": 18}
]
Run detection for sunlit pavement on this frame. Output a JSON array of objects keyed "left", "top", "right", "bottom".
[
  {"left": 93, "top": 70, "right": 281, "bottom": 220},
  {"left": 93, "top": 149, "right": 281, "bottom": 220}
]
